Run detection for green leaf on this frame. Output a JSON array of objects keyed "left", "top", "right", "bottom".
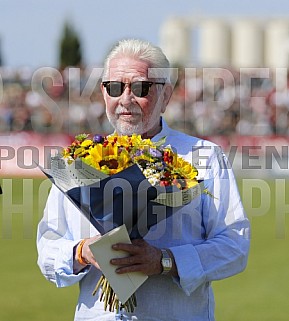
[
  {"left": 75, "top": 133, "right": 89, "bottom": 142},
  {"left": 154, "top": 136, "right": 167, "bottom": 147}
]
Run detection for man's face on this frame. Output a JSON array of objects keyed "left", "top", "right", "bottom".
[{"left": 101, "top": 56, "right": 171, "bottom": 136}]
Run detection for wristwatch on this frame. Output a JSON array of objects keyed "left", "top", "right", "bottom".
[{"left": 160, "top": 249, "right": 172, "bottom": 275}]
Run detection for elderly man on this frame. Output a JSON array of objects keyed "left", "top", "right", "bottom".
[{"left": 37, "top": 39, "right": 250, "bottom": 321}]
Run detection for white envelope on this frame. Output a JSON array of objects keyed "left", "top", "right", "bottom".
[{"left": 89, "top": 224, "right": 148, "bottom": 303}]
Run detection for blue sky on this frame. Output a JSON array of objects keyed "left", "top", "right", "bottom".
[{"left": 0, "top": 0, "right": 289, "bottom": 68}]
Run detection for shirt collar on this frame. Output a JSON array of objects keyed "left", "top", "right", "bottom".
[{"left": 151, "top": 117, "right": 170, "bottom": 142}]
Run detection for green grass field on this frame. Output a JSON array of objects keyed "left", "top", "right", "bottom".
[{"left": 0, "top": 177, "right": 288, "bottom": 321}]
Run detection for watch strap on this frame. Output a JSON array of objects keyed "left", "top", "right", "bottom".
[{"left": 161, "top": 248, "right": 172, "bottom": 275}]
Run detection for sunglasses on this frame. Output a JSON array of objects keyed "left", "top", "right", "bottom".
[{"left": 102, "top": 81, "right": 165, "bottom": 97}]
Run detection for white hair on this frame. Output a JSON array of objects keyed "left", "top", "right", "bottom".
[{"left": 103, "top": 39, "right": 171, "bottom": 82}]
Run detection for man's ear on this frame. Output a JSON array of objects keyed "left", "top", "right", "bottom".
[
  {"left": 161, "top": 84, "right": 173, "bottom": 113},
  {"left": 100, "top": 82, "right": 105, "bottom": 96}
]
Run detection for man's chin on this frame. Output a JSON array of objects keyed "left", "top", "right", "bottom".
[{"left": 115, "top": 121, "right": 144, "bottom": 136}]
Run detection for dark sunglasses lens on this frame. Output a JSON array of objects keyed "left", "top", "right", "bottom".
[
  {"left": 131, "top": 81, "right": 150, "bottom": 97},
  {"left": 104, "top": 81, "right": 151, "bottom": 97},
  {"left": 106, "top": 82, "right": 124, "bottom": 97}
]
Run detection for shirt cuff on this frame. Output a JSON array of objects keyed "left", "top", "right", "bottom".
[
  {"left": 170, "top": 244, "right": 206, "bottom": 295},
  {"left": 55, "top": 239, "right": 90, "bottom": 287}
]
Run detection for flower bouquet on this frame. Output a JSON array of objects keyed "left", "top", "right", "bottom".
[{"left": 42, "top": 133, "right": 207, "bottom": 313}]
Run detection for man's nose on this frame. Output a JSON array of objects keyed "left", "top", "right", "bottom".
[{"left": 120, "top": 86, "right": 135, "bottom": 106}]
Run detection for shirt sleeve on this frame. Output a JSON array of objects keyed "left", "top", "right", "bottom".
[
  {"left": 170, "top": 148, "right": 250, "bottom": 295},
  {"left": 36, "top": 185, "right": 92, "bottom": 288}
]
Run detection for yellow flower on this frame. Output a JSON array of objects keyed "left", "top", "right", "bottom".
[
  {"left": 81, "top": 139, "right": 93, "bottom": 148},
  {"left": 186, "top": 179, "right": 199, "bottom": 189},
  {"left": 82, "top": 155, "right": 100, "bottom": 170},
  {"left": 106, "top": 135, "right": 119, "bottom": 144},
  {"left": 62, "top": 133, "right": 202, "bottom": 192},
  {"left": 62, "top": 148, "right": 71, "bottom": 158},
  {"left": 118, "top": 149, "right": 131, "bottom": 165},
  {"left": 103, "top": 143, "right": 118, "bottom": 158},
  {"left": 134, "top": 153, "right": 155, "bottom": 163},
  {"left": 175, "top": 157, "right": 198, "bottom": 180},
  {"left": 129, "top": 134, "right": 143, "bottom": 146},
  {"left": 85, "top": 144, "right": 104, "bottom": 168},
  {"left": 83, "top": 143, "right": 132, "bottom": 175},
  {"left": 107, "top": 134, "right": 128, "bottom": 147}
]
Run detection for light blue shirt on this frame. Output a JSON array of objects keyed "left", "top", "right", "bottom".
[{"left": 37, "top": 119, "right": 250, "bottom": 321}]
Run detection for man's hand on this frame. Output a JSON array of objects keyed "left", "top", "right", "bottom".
[
  {"left": 110, "top": 239, "right": 163, "bottom": 276},
  {"left": 75, "top": 235, "right": 101, "bottom": 270}
]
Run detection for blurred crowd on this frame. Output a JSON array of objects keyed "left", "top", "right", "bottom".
[{"left": 0, "top": 66, "right": 289, "bottom": 137}]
